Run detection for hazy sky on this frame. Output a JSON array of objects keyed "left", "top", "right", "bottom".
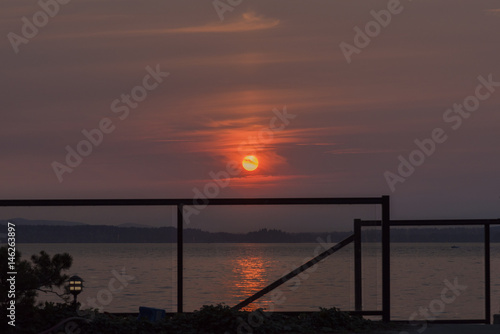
[{"left": 1, "top": 0, "right": 499, "bottom": 231}]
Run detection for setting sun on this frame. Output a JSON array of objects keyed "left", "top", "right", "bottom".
[{"left": 242, "top": 155, "right": 259, "bottom": 171}]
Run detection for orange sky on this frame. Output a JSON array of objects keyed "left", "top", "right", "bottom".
[{"left": 1, "top": 0, "right": 500, "bottom": 229}]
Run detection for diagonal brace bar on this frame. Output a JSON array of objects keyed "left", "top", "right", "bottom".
[{"left": 233, "top": 234, "right": 355, "bottom": 310}]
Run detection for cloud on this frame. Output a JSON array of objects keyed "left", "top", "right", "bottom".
[
  {"left": 40, "top": 11, "right": 280, "bottom": 41},
  {"left": 485, "top": 9, "right": 500, "bottom": 16},
  {"left": 226, "top": 174, "right": 312, "bottom": 188},
  {"left": 297, "top": 143, "right": 337, "bottom": 146},
  {"left": 161, "top": 12, "right": 280, "bottom": 34},
  {"left": 324, "top": 148, "right": 395, "bottom": 155}
]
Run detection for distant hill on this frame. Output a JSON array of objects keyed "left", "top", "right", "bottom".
[
  {"left": 117, "top": 223, "right": 153, "bottom": 228},
  {"left": 2, "top": 225, "right": 350, "bottom": 243}
]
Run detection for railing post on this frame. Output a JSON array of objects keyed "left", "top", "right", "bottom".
[
  {"left": 484, "top": 223, "right": 490, "bottom": 324},
  {"left": 177, "top": 204, "right": 184, "bottom": 313},
  {"left": 354, "top": 219, "right": 362, "bottom": 312},
  {"left": 381, "top": 196, "right": 390, "bottom": 322}
]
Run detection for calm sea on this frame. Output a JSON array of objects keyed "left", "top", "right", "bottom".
[{"left": 17, "top": 242, "right": 500, "bottom": 321}]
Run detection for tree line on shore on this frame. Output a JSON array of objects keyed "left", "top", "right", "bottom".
[{"left": 3, "top": 225, "right": 499, "bottom": 243}]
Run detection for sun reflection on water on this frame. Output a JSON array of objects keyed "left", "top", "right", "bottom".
[{"left": 232, "top": 255, "right": 268, "bottom": 311}]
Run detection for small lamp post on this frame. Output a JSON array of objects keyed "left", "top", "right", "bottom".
[{"left": 68, "top": 275, "right": 84, "bottom": 306}]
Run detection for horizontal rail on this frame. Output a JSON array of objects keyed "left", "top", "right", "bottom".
[
  {"left": 407, "top": 319, "right": 487, "bottom": 324},
  {"left": 0, "top": 197, "right": 385, "bottom": 207},
  {"left": 359, "top": 219, "right": 500, "bottom": 226},
  {"left": 111, "top": 312, "right": 487, "bottom": 323}
]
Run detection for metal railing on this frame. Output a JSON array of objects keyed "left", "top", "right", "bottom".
[
  {"left": 355, "top": 218, "right": 500, "bottom": 324},
  {"left": 0, "top": 196, "right": 391, "bottom": 320}
]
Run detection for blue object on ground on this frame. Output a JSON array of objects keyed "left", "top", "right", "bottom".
[{"left": 138, "top": 306, "right": 166, "bottom": 322}]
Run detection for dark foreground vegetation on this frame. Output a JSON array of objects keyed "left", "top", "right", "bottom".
[{"left": 4, "top": 303, "right": 398, "bottom": 334}]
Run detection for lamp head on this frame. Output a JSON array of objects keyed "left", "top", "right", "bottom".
[{"left": 68, "top": 275, "right": 84, "bottom": 296}]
